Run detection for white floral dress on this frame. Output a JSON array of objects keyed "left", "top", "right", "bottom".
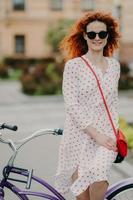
[{"left": 55, "top": 55, "right": 120, "bottom": 197}]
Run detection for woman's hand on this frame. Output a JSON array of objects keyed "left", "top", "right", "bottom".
[
  {"left": 93, "top": 133, "right": 117, "bottom": 151},
  {"left": 84, "top": 125, "right": 117, "bottom": 151}
]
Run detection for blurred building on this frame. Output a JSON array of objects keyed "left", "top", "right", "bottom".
[{"left": 0, "top": 0, "right": 133, "bottom": 63}]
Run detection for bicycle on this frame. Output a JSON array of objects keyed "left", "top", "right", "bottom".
[{"left": 0, "top": 123, "right": 133, "bottom": 200}]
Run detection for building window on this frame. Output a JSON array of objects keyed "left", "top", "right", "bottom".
[
  {"left": 81, "top": 0, "right": 94, "bottom": 11},
  {"left": 15, "top": 35, "right": 25, "bottom": 54},
  {"left": 51, "top": 0, "right": 63, "bottom": 10},
  {"left": 12, "top": 0, "right": 25, "bottom": 11}
]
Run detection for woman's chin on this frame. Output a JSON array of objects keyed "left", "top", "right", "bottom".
[{"left": 92, "top": 46, "right": 104, "bottom": 52}]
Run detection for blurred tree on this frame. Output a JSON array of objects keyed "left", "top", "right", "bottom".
[{"left": 46, "top": 19, "right": 74, "bottom": 53}]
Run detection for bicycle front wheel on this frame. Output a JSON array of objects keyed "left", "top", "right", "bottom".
[{"left": 106, "top": 183, "right": 133, "bottom": 200}]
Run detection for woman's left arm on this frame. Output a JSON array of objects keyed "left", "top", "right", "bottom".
[{"left": 112, "top": 59, "right": 121, "bottom": 129}]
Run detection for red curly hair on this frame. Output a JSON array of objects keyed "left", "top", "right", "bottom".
[{"left": 60, "top": 11, "right": 120, "bottom": 61}]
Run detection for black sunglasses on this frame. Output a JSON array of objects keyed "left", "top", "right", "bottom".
[{"left": 86, "top": 31, "right": 108, "bottom": 39}]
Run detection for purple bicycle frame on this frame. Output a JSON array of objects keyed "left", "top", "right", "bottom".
[
  {"left": 0, "top": 166, "right": 66, "bottom": 200},
  {"left": 1, "top": 167, "right": 133, "bottom": 200}
]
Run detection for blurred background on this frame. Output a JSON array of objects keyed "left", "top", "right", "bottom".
[
  {"left": 0, "top": 0, "right": 133, "bottom": 93},
  {"left": 0, "top": 0, "right": 133, "bottom": 199}
]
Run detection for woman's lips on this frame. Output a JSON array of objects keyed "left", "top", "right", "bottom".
[{"left": 92, "top": 42, "right": 102, "bottom": 45}]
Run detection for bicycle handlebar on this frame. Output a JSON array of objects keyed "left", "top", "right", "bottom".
[
  {"left": 0, "top": 123, "right": 63, "bottom": 135},
  {"left": 0, "top": 123, "right": 18, "bottom": 131},
  {"left": 0, "top": 124, "right": 63, "bottom": 166}
]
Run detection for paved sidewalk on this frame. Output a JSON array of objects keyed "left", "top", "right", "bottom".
[
  {"left": 0, "top": 80, "right": 133, "bottom": 121},
  {"left": 0, "top": 80, "right": 64, "bottom": 103}
]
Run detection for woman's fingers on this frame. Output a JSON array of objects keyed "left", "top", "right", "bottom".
[
  {"left": 95, "top": 133, "right": 117, "bottom": 151},
  {"left": 105, "top": 144, "right": 116, "bottom": 151},
  {"left": 105, "top": 138, "right": 117, "bottom": 151}
]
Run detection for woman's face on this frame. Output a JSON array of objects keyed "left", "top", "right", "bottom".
[{"left": 84, "top": 21, "right": 108, "bottom": 52}]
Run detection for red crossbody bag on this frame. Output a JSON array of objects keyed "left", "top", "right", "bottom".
[{"left": 81, "top": 56, "right": 128, "bottom": 163}]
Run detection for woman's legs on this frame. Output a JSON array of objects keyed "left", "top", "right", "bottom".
[
  {"left": 71, "top": 168, "right": 90, "bottom": 200},
  {"left": 76, "top": 187, "right": 90, "bottom": 200},
  {"left": 75, "top": 181, "right": 108, "bottom": 200},
  {"left": 71, "top": 168, "right": 108, "bottom": 200},
  {"left": 89, "top": 181, "right": 108, "bottom": 200}
]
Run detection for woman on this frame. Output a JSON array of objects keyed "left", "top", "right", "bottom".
[{"left": 55, "top": 11, "right": 120, "bottom": 200}]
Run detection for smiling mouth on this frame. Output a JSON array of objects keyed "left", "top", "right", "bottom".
[{"left": 92, "top": 42, "right": 102, "bottom": 45}]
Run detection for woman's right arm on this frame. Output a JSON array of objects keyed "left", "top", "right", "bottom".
[
  {"left": 62, "top": 59, "right": 94, "bottom": 131},
  {"left": 85, "top": 125, "right": 117, "bottom": 151}
]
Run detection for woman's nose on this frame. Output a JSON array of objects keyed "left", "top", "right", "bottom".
[{"left": 95, "top": 34, "right": 100, "bottom": 40}]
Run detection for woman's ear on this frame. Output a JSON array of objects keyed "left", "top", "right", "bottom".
[
  {"left": 83, "top": 32, "right": 87, "bottom": 41},
  {"left": 106, "top": 33, "right": 109, "bottom": 42}
]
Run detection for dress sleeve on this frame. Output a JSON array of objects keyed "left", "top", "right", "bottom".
[
  {"left": 62, "top": 60, "right": 93, "bottom": 130},
  {"left": 112, "top": 59, "right": 121, "bottom": 129},
  {"left": 116, "top": 59, "right": 120, "bottom": 81}
]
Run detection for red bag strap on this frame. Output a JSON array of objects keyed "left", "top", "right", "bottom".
[{"left": 81, "top": 56, "right": 118, "bottom": 137}]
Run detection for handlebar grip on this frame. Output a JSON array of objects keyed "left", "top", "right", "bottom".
[
  {"left": 54, "top": 129, "right": 63, "bottom": 135},
  {"left": 2, "top": 123, "right": 18, "bottom": 131}
]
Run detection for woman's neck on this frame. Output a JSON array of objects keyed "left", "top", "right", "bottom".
[{"left": 85, "top": 51, "right": 104, "bottom": 66}]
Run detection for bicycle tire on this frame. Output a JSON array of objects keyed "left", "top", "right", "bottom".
[{"left": 106, "top": 183, "right": 133, "bottom": 200}]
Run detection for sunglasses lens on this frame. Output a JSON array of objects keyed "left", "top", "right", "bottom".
[
  {"left": 98, "top": 31, "right": 108, "bottom": 39},
  {"left": 87, "top": 32, "right": 96, "bottom": 39},
  {"left": 86, "top": 31, "right": 108, "bottom": 39}
]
